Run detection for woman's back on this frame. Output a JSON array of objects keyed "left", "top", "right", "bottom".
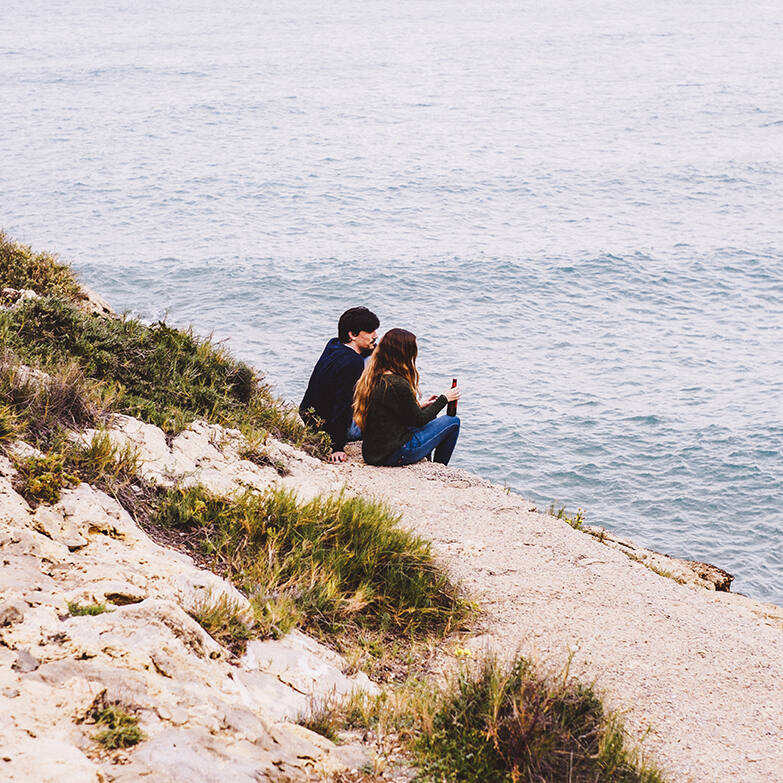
[{"left": 361, "top": 373, "right": 447, "bottom": 465}]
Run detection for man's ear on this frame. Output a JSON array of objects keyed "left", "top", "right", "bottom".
[{"left": 347, "top": 331, "right": 357, "bottom": 342}]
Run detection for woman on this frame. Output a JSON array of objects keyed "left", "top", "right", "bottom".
[{"left": 353, "top": 328, "right": 461, "bottom": 466}]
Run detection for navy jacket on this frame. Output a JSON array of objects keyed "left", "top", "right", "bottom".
[{"left": 299, "top": 338, "right": 364, "bottom": 452}]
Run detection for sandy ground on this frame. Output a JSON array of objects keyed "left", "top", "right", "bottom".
[{"left": 337, "top": 451, "right": 783, "bottom": 783}]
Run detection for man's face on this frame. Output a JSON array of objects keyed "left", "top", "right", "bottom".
[{"left": 351, "top": 329, "right": 377, "bottom": 353}]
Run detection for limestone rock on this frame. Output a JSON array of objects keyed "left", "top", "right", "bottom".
[
  {"left": 582, "top": 526, "right": 734, "bottom": 591},
  {"left": 0, "top": 454, "right": 370, "bottom": 782}
]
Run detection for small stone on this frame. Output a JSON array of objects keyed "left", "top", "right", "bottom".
[
  {"left": 0, "top": 602, "right": 25, "bottom": 626},
  {"left": 2, "top": 688, "right": 20, "bottom": 698},
  {"left": 12, "top": 649, "right": 39, "bottom": 673}
]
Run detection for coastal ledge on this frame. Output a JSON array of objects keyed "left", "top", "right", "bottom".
[{"left": 337, "top": 446, "right": 783, "bottom": 782}]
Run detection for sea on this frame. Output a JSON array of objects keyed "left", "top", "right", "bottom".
[{"left": 2, "top": 0, "right": 782, "bottom": 605}]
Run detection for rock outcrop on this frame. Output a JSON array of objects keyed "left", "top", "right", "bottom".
[{"left": 0, "top": 420, "right": 375, "bottom": 783}]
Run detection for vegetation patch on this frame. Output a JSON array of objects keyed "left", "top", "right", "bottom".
[
  {"left": 0, "top": 295, "right": 328, "bottom": 454},
  {"left": 12, "top": 450, "right": 80, "bottom": 506},
  {"left": 78, "top": 690, "right": 146, "bottom": 750},
  {"left": 0, "top": 352, "right": 107, "bottom": 448},
  {"left": 548, "top": 502, "right": 586, "bottom": 530},
  {"left": 156, "top": 486, "right": 470, "bottom": 645},
  {"left": 316, "top": 656, "right": 664, "bottom": 783},
  {"left": 68, "top": 601, "right": 109, "bottom": 616},
  {"left": 188, "top": 592, "right": 255, "bottom": 656},
  {"left": 0, "top": 231, "right": 83, "bottom": 302}
]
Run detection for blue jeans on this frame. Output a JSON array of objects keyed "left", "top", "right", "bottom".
[
  {"left": 346, "top": 420, "right": 362, "bottom": 442},
  {"left": 383, "top": 416, "right": 460, "bottom": 466}
]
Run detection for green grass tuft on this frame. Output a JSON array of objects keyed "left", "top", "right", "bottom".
[
  {"left": 548, "top": 502, "right": 585, "bottom": 530},
  {"left": 12, "top": 450, "right": 80, "bottom": 506},
  {"left": 0, "top": 231, "right": 83, "bottom": 301},
  {"left": 188, "top": 592, "right": 255, "bottom": 655},
  {"left": 413, "top": 656, "right": 664, "bottom": 783},
  {"left": 0, "top": 351, "right": 108, "bottom": 448},
  {"left": 319, "top": 656, "right": 665, "bottom": 783},
  {"left": 68, "top": 601, "right": 109, "bottom": 616},
  {"left": 156, "top": 485, "right": 470, "bottom": 641},
  {"left": 82, "top": 691, "right": 146, "bottom": 750},
  {"left": 0, "top": 402, "right": 19, "bottom": 443}
]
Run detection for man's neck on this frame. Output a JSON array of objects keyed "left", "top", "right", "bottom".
[{"left": 345, "top": 340, "right": 361, "bottom": 354}]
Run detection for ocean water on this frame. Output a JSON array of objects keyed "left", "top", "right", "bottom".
[{"left": 2, "top": 0, "right": 782, "bottom": 604}]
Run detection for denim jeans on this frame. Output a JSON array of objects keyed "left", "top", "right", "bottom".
[
  {"left": 383, "top": 415, "right": 460, "bottom": 466},
  {"left": 346, "top": 420, "right": 362, "bottom": 442}
]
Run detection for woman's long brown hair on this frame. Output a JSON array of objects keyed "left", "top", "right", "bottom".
[{"left": 353, "top": 328, "right": 419, "bottom": 429}]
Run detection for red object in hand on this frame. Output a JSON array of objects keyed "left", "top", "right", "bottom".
[{"left": 447, "top": 377, "right": 458, "bottom": 416}]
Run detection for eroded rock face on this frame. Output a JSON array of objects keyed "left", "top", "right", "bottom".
[
  {"left": 0, "top": 430, "right": 372, "bottom": 783},
  {"left": 75, "top": 416, "right": 340, "bottom": 501}
]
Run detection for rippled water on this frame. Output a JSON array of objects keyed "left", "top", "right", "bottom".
[{"left": 2, "top": 0, "right": 782, "bottom": 603}]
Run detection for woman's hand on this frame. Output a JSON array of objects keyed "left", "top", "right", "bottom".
[
  {"left": 420, "top": 394, "right": 440, "bottom": 408},
  {"left": 444, "top": 385, "right": 461, "bottom": 402}
]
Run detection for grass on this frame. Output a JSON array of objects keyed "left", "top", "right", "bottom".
[
  {"left": 548, "top": 502, "right": 586, "bottom": 530},
  {"left": 0, "top": 351, "right": 108, "bottom": 448},
  {"left": 313, "top": 656, "right": 665, "bottom": 783},
  {"left": 155, "top": 485, "right": 471, "bottom": 645},
  {"left": 187, "top": 592, "right": 256, "bottom": 656},
  {"left": 413, "top": 656, "right": 662, "bottom": 783},
  {"left": 81, "top": 691, "right": 146, "bottom": 750},
  {"left": 0, "top": 295, "right": 328, "bottom": 455},
  {"left": 12, "top": 450, "right": 80, "bottom": 506},
  {"left": 68, "top": 601, "right": 109, "bottom": 616},
  {"left": 0, "top": 230, "right": 84, "bottom": 302}
]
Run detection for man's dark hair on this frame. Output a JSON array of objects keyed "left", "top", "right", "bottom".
[{"left": 338, "top": 307, "right": 379, "bottom": 343}]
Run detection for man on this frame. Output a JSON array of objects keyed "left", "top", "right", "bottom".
[{"left": 300, "top": 306, "right": 379, "bottom": 462}]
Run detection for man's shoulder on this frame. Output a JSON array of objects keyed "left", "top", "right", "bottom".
[{"left": 314, "top": 339, "right": 362, "bottom": 375}]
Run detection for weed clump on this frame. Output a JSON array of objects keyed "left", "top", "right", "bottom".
[
  {"left": 413, "top": 656, "right": 663, "bottom": 783},
  {"left": 156, "top": 486, "right": 470, "bottom": 642},
  {"left": 320, "top": 657, "right": 664, "bottom": 783},
  {"left": 0, "top": 353, "right": 107, "bottom": 447},
  {"left": 80, "top": 691, "right": 146, "bottom": 750},
  {"left": 188, "top": 592, "right": 255, "bottom": 655},
  {"left": 0, "top": 231, "right": 83, "bottom": 302},
  {"left": 13, "top": 451, "right": 80, "bottom": 506},
  {"left": 548, "top": 502, "right": 585, "bottom": 530},
  {"left": 68, "top": 601, "right": 109, "bottom": 616}
]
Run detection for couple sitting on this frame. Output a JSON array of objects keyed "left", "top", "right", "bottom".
[{"left": 300, "top": 307, "right": 461, "bottom": 467}]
